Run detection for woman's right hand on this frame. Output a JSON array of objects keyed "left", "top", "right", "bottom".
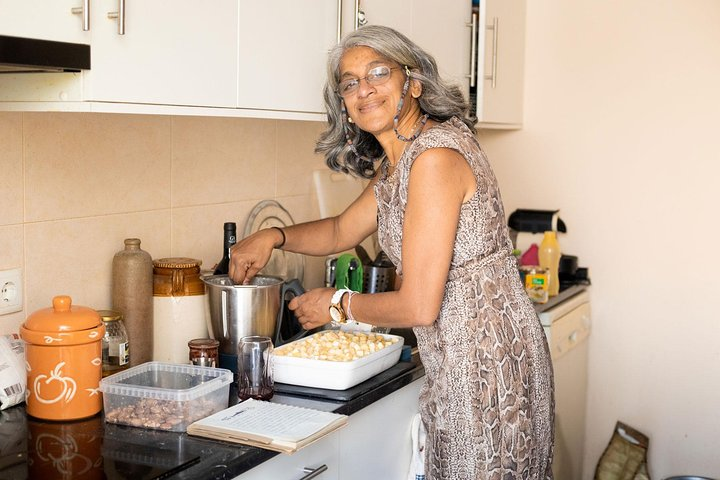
[{"left": 228, "top": 228, "right": 282, "bottom": 284}]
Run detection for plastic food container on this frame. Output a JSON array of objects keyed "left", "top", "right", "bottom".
[
  {"left": 272, "top": 332, "right": 404, "bottom": 390},
  {"left": 99, "top": 362, "right": 232, "bottom": 432}
]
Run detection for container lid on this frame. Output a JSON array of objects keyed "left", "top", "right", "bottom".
[
  {"left": 24, "top": 295, "right": 101, "bottom": 332},
  {"left": 97, "top": 309, "right": 123, "bottom": 322},
  {"left": 188, "top": 338, "right": 220, "bottom": 349},
  {"left": 153, "top": 257, "right": 201, "bottom": 269}
]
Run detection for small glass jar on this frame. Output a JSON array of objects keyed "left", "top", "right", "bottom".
[
  {"left": 188, "top": 338, "right": 219, "bottom": 367},
  {"left": 97, "top": 309, "right": 130, "bottom": 377}
]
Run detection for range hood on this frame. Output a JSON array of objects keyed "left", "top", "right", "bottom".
[{"left": 0, "top": 35, "right": 90, "bottom": 73}]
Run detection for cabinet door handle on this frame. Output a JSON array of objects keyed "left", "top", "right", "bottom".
[
  {"left": 355, "top": 0, "right": 367, "bottom": 30},
  {"left": 299, "top": 464, "right": 328, "bottom": 480},
  {"left": 107, "top": 0, "right": 126, "bottom": 35},
  {"left": 466, "top": 12, "right": 478, "bottom": 87},
  {"left": 71, "top": 0, "right": 90, "bottom": 31},
  {"left": 336, "top": 0, "right": 343, "bottom": 42},
  {"left": 484, "top": 17, "right": 499, "bottom": 88}
]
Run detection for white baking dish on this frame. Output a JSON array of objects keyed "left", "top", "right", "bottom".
[{"left": 272, "top": 332, "right": 404, "bottom": 390}]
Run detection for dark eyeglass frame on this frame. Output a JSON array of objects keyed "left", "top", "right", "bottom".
[{"left": 336, "top": 65, "right": 402, "bottom": 98}]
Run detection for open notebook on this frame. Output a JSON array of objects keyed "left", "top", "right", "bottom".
[{"left": 187, "top": 399, "right": 348, "bottom": 454}]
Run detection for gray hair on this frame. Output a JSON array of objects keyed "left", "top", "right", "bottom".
[{"left": 315, "top": 25, "right": 476, "bottom": 179}]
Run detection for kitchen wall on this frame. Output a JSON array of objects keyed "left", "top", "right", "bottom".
[
  {"left": 0, "top": 113, "right": 329, "bottom": 336},
  {"left": 479, "top": 0, "right": 720, "bottom": 478}
]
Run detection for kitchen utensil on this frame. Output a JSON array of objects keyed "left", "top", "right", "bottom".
[
  {"left": 237, "top": 336, "right": 274, "bottom": 401},
  {"left": 20, "top": 295, "right": 105, "bottom": 421},
  {"left": 152, "top": 257, "right": 209, "bottom": 364},
  {"left": 334, "top": 254, "right": 363, "bottom": 292},
  {"left": 362, "top": 250, "right": 396, "bottom": 294},
  {"left": 202, "top": 274, "right": 305, "bottom": 373},
  {"left": 244, "top": 199, "right": 304, "bottom": 283},
  {"left": 355, "top": 245, "right": 372, "bottom": 266}
]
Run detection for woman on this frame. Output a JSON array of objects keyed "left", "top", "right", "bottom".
[{"left": 229, "top": 25, "right": 554, "bottom": 479}]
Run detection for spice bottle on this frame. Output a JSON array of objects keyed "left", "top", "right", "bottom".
[
  {"left": 538, "top": 231, "right": 561, "bottom": 297},
  {"left": 112, "top": 238, "right": 154, "bottom": 367},
  {"left": 98, "top": 309, "right": 130, "bottom": 377}
]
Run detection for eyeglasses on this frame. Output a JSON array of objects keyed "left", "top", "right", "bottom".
[{"left": 336, "top": 65, "right": 400, "bottom": 98}]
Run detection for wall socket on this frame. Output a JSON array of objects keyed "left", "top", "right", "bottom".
[{"left": 0, "top": 268, "right": 23, "bottom": 315}]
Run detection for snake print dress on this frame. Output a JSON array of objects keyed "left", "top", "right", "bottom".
[{"left": 374, "top": 117, "right": 554, "bottom": 479}]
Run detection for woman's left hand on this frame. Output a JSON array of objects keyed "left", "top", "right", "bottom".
[{"left": 288, "top": 288, "right": 335, "bottom": 330}]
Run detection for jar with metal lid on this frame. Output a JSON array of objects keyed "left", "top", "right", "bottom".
[
  {"left": 188, "top": 338, "right": 219, "bottom": 367},
  {"left": 98, "top": 309, "right": 129, "bottom": 377}
]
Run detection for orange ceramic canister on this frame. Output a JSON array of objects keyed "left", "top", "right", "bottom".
[{"left": 20, "top": 295, "right": 106, "bottom": 421}]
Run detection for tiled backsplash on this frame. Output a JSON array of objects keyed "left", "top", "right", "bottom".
[{"left": 0, "top": 112, "right": 329, "bottom": 335}]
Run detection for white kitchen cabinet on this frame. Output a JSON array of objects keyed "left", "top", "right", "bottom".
[
  {"left": 472, "top": 0, "right": 526, "bottom": 128},
  {"left": 86, "top": 0, "right": 238, "bottom": 107},
  {"left": 0, "top": 0, "right": 89, "bottom": 44},
  {"left": 234, "top": 377, "right": 423, "bottom": 479},
  {"left": 237, "top": 1, "right": 339, "bottom": 114},
  {"left": 337, "top": 378, "right": 423, "bottom": 480},
  {"left": 350, "top": 0, "right": 526, "bottom": 128},
  {"left": 354, "top": 0, "right": 471, "bottom": 95},
  {"left": 237, "top": 432, "right": 340, "bottom": 480}
]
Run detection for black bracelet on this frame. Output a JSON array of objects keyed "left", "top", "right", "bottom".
[{"left": 271, "top": 227, "right": 286, "bottom": 248}]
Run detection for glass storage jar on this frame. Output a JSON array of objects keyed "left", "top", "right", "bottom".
[{"left": 98, "top": 309, "right": 130, "bottom": 377}]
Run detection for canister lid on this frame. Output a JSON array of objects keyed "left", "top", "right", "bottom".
[
  {"left": 153, "top": 257, "right": 202, "bottom": 269},
  {"left": 23, "top": 295, "right": 101, "bottom": 332}
]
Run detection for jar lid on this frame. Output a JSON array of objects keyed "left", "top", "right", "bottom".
[
  {"left": 153, "top": 257, "right": 202, "bottom": 269},
  {"left": 188, "top": 338, "right": 220, "bottom": 349},
  {"left": 23, "top": 295, "right": 101, "bottom": 333},
  {"left": 97, "top": 309, "right": 123, "bottom": 322}
]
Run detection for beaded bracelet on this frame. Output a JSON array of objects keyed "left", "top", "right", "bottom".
[
  {"left": 271, "top": 227, "right": 286, "bottom": 248},
  {"left": 346, "top": 291, "right": 357, "bottom": 322}
]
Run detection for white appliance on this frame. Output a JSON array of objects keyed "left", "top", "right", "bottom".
[{"left": 538, "top": 288, "right": 591, "bottom": 480}]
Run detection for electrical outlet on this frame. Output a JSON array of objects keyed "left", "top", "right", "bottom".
[{"left": 0, "top": 268, "right": 23, "bottom": 315}]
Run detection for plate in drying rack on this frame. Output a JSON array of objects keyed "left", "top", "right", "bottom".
[{"left": 243, "top": 199, "right": 305, "bottom": 283}]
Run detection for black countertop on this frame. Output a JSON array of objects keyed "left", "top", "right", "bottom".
[{"left": 0, "top": 356, "right": 425, "bottom": 480}]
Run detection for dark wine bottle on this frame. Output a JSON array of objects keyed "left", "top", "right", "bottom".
[{"left": 213, "top": 222, "right": 237, "bottom": 275}]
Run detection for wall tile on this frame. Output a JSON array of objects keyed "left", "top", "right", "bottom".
[
  {"left": 171, "top": 200, "right": 258, "bottom": 272},
  {"left": 24, "top": 113, "right": 172, "bottom": 222},
  {"left": 0, "top": 113, "right": 23, "bottom": 226},
  {"left": 172, "top": 116, "right": 276, "bottom": 207},
  {"left": 276, "top": 120, "right": 327, "bottom": 197},
  {"left": 0, "top": 224, "right": 24, "bottom": 334},
  {"left": 24, "top": 211, "right": 171, "bottom": 315}
]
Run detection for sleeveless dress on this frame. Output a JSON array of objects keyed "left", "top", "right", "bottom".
[{"left": 374, "top": 117, "right": 554, "bottom": 479}]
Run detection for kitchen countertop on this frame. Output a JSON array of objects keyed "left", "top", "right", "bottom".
[{"left": 0, "top": 354, "right": 425, "bottom": 480}]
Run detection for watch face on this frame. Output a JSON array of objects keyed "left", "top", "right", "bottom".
[{"left": 330, "top": 305, "right": 343, "bottom": 323}]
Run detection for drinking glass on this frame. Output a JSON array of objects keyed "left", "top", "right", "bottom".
[{"left": 237, "top": 335, "right": 274, "bottom": 401}]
